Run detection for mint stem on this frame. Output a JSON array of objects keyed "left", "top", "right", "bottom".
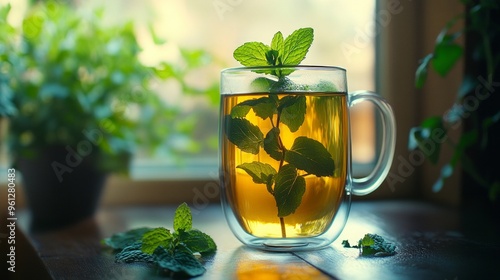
[
  {"left": 275, "top": 107, "right": 287, "bottom": 238},
  {"left": 280, "top": 217, "right": 286, "bottom": 238}
]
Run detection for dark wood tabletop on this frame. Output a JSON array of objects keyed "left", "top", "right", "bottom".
[{"left": 4, "top": 200, "right": 500, "bottom": 280}]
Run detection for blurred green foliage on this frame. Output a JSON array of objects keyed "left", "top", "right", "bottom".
[
  {"left": 0, "top": 5, "right": 16, "bottom": 117},
  {"left": 0, "top": 2, "right": 219, "bottom": 173},
  {"left": 411, "top": 0, "right": 500, "bottom": 199}
]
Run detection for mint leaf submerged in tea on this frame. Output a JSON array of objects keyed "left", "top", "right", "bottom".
[
  {"left": 274, "top": 164, "right": 306, "bottom": 217},
  {"left": 278, "top": 95, "right": 306, "bottom": 132},
  {"left": 225, "top": 116, "right": 264, "bottom": 154},
  {"left": 237, "top": 161, "right": 277, "bottom": 188},
  {"left": 285, "top": 136, "right": 335, "bottom": 177},
  {"left": 102, "top": 203, "right": 216, "bottom": 278}
]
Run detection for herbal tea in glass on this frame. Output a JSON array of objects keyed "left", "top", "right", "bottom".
[{"left": 220, "top": 92, "right": 348, "bottom": 238}]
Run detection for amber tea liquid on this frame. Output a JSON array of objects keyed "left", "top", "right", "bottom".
[{"left": 221, "top": 92, "right": 348, "bottom": 238}]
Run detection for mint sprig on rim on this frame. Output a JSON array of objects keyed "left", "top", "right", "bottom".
[
  {"left": 227, "top": 27, "right": 335, "bottom": 237},
  {"left": 233, "top": 27, "right": 314, "bottom": 77}
]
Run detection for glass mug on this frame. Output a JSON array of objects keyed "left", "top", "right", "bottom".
[{"left": 219, "top": 66, "right": 395, "bottom": 251}]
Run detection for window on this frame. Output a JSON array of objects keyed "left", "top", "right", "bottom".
[
  {"left": 1, "top": 0, "right": 377, "bottom": 198},
  {"left": 109, "top": 0, "right": 377, "bottom": 179}
]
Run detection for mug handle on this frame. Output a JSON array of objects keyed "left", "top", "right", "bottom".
[{"left": 348, "top": 90, "right": 396, "bottom": 196}]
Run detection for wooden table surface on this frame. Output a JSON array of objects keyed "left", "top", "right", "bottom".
[{"left": 5, "top": 200, "right": 500, "bottom": 280}]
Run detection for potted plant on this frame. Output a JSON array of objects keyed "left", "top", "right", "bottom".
[
  {"left": 0, "top": 2, "right": 179, "bottom": 231},
  {"left": 410, "top": 0, "right": 499, "bottom": 216}
]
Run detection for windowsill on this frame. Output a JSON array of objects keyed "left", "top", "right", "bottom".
[
  {"left": 9, "top": 200, "right": 500, "bottom": 279},
  {"left": 0, "top": 156, "right": 372, "bottom": 185},
  {"left": 130, "top": 156, "right": 219, "bottom": 181},
  {"left": 0, "top": 156, "right": 378, "bottom": 210}
]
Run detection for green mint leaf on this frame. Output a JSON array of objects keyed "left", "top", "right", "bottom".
[
  {"left": 102, "top": 227, "right": 152, "bottom": 250},
  {"left": 174, "top": 202, "right": 192, "bottom": 232},
  {"left": 104, "top": 203, "right": 216, "bottom": 278},
  {"left": 250, "top": 77, "right": 277, "bottom": 92},
  {"left": 141, "top": 227, "right": 173, "bottom": 254},
  {"left": 178, "top": 229, "right": 217, "bottom": 255},
  {"left": 115, "top": 242, "right": 155, "bottom": 263},
  {"left": 237, "top": 161, "right": 277, "bottom": 187},
  {"left": 282, "top": 27, "right": 314, "bottom": 65},
  {"left": 270, "top": 77, "right": 303, "bottom": 92},
  {"left": 264, "top": 127, "right": 284, "bottom": 161},
  {"left": 277, "top": 94, "right": 304, "bottom": 111},
  {"left": 233, "top": 42, "right": 271, "bottom": 67},
  {"left": 358, "top": 233, "right": 396, "bottom": 257},
  {"left": 274, "top": 164, "right": 306, "bottom": 217},
  {"left": 232, "top": 96, "right": 277, "bottom": 120},
  {"left": 278, "top": 95, "right": 306, "bottom": 132},
  {"left": 154, "top": 246, "right": 206, "bottom": 277},
  {"left": 225, "top": 115, "right": 264, "bottom": 154},
  {"left": 285, "top": 136, "right": 335, "bottom": 176},
  {"left": 230, "top": 104, "right": 251, "bottom": 118},
  {"left": 252, "top": 98, "right": 277, "bottom": 120},
  {"left": 271, "top": 31, "right": 284, "bottom": 55},
  {"left": 271, "top": 31, "right": 284, "bottom": 64},
  {"left": 266, "top": 49, "right": 279, "bottom": 65}
]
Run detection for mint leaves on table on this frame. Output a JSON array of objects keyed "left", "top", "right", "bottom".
[
  {"left": 342, "top": 233, "right": 396, "bottom": 257},
  {"left": 228, "top": 28, "right": 335, "bottom": 237},
  {"left": 233, "top": 27, "right": 314, "bottom": 77},
  {"left": 102, "top": 203, "right": 216, "bottom": 278}
]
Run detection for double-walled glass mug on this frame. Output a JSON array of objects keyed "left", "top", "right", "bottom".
[{"left": 219, "top": 66, "right": 395, "bottom": 251}]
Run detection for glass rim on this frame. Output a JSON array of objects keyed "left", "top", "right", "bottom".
[{"left": 221, "top": 65, "right": 346, "bottom": 73}]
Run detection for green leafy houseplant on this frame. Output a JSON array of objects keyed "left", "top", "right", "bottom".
[
  {"left": 0, "top": 2, "right": 219, "bottom": 229},
  {"left": 1, "top": 3, "right": 176, "bottom": 173},
  {"left": 411, "top": 0, "right": 500, "bottom": 202}
]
